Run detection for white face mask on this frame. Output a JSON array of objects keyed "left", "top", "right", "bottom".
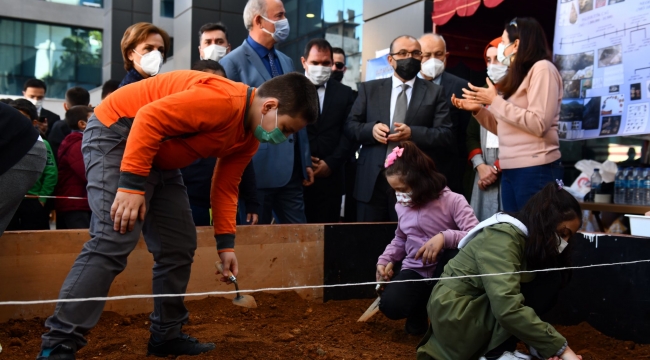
[
  {"left": 28, "top": 98, "right": 44, "bottom": 114},
  {"left": 420, "top": 58, "right": 445, "bottom": 79},
  {"left": 305, "top": 65, "right": 331, "bottom": 86},
  {"left": 201, "top": 44, "right": 228, "bottom": 62},
  {"left": 497, "top": 42, "right": 514, "bottom": 67},
  {"left": 556, "top": 233, "right": 568, "bottom": 253},
  {"left": 133, "top": 49, "right": 163, "bottom": 76},
  {"left": 487, "top": 63, "right": 508, "bottom": 83},
  {"left": 395, "top": 191, "right": 414, "bottom": 207},
  {"left": 261, "top": 16, "right": 290, "bottom": 43}
]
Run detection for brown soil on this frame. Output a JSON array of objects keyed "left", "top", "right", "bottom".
[{"left": 1, "top": 292, "right": 649, "bottom": 359}]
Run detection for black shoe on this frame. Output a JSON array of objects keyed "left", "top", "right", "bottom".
[
  {"left": 36, "top": 344, "right": 75, "bottom": 360},
  {"left": 404, "top": 316, "right": 428, "bottom": 336},
  {"left": 147, "top": 333, "right": 215, "bottom": 357}
]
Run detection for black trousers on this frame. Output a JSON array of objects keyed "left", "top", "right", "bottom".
[
  {"left": 7, "top": 198, "right": 50, "bottom": 230},
  {"left": 379, "top": 269, "right": 436, "bottom": 324},
  {"left": 343, "top": 159, "right": 357, "bottom": 223},
  {"left": 58, "top": 211, "right": 92, "bottom": 229},
  {"left": 484, "top": 271, "right": 564, "bottom": 359},
  {"left": 357, "top": 172, "right": 397, "bottom": 222},
  {"left": 304, "top": 171, "right": 344, "bottom": 224}
]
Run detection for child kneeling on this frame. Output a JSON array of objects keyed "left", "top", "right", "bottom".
[{"left": 376, "top": 142, "right": 479, "bottom": 335}]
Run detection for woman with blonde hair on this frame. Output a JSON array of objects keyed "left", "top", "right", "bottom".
[{"left": 118, "top": 22, "right": 171, "bottom": 87}]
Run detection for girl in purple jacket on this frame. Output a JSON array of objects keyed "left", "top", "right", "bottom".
[{"left": 376, "top": 141, "right": 479, "bottom": 335}]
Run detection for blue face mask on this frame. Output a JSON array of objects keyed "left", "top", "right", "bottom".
[
  {"left": 261, "top": 16, "right": 290, "bottom": 43},
  {"left": 254, "top": 108, "right": 287, "bottom": 144}
]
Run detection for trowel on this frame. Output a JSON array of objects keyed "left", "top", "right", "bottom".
[
  {"left": 215, "top": 261, "right": 258, "bottom": 308},
  {"left": 358, "top": 262, "right": 393, "bottom": 322}
]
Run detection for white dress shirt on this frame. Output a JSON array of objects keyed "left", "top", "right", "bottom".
[{"left": 389, "top": 74, "right": 416, "bottom": 129}]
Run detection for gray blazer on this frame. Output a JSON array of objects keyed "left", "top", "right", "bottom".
[{"left": 221, "top": 40, "right": 311, "bottom": 189}]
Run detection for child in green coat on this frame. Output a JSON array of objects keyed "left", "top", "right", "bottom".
[{"left": 417, "top": 182, "right": 583, "bottom": 360}]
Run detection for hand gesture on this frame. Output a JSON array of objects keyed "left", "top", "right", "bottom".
[
  {"left": 246, "top": 213, "right": 258, "bottom": 225},
  {"left": 216, "top": 251, "right": 239, "bottom": 283},
  {"left": 302, "top": 167, "right": 315, "bottom": 186},
  {"left": 387, "top": 123, "right": 411, "bottom": 142},
  {"left": 415, "top": 233, "right": 445, "bottom": 265},
  {"left": 311, "top": 157, "right": 332, "bottom": 178},
  {"left": 373, "top": 123, "right": 389, "bottom": 144},
  {"left": 476, "top": 164, "right": 498, "bottom": 190},
  {"left": 462, "top": 78, "right": 497, "bottom": 105},
  {"left": 110, "top": 192, "right": 146, "bottom": 234},
  {"left": 376, "top": 263, "right": 394, "bottom": 282},
  {"left": 451, "top": 94, "right": 482, "bottom": 113}
]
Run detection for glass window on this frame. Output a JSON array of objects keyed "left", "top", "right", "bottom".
[
  {"left": 0, "top": 17, "right": 102, "bottom": 99},
  {"left": 278, "top": 0, "right": 363, "bottom": 90},
  {"left": 44, "top": 0, "right": 103, "bottom": 8},
  {"left": 161, "top": 0, "right": 175, "bottom": 18}
]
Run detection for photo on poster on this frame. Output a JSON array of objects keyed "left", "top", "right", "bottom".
[
  {"left": 558, "top": 121, "right": 572, "bottom": 139},
  {"left": 600, "top": 115, "right": 621, "bottom": 135},
  {"left": 554, "top": 51, "right": 594, "bottom": 81},
  {"left": 579, "top": 0, "right": 594, "bottom": 13},
  {"left": 598, "top": 44, "right": 623, "bottom": 67},
  {"left": 582, "top": 97, "right": 601, "bottom": 130},
  {"left": 623, "top": 103, "right": 649, "bottom": 134},
  {"left": 572, "top": 120, "right": 583, "bottom": 130},
  {"left": 630, "top": 83, "right": 641, "bottom": 101},
  {"left": 601, "top": 94, "right": 624, "bottom": 115},
  {"left": 564, "top": 80, "right": 582, "bottom": 99},
  {"left": 561, "top": 99, "right": 585, "bottom": 121},
  {"left": 646, "top": 80, "right": 650, "bottom": 98},
  {"left": 558, "top": 0, "right": 579, "bottom": 26},
  {"left": 595, "top": 0, "right": 606, "bottom": 7},
  {"left": 580, "top": 78, "right": 592, "bottom": 98}
]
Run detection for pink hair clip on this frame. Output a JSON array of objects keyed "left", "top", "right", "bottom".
[
  {"left": 384, "top": 146, "right": 404, "bottom": 168},
  {"left": 556, "top": 179, "right": 564, "bottom": 191}
]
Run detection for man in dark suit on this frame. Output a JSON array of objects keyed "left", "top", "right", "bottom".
[
  {"left": 345, "top": 35, "right": 454, "bottom": 222},
  {"left": 22, "top": 79, "right": 61, "bottom": 138},
  {"left": 418, "top": 33, "right": 472, "bottom": 197},
  {"left": 220, "top": 0, "right": 314, "bottom": 224},
  {"left": 300, "top": 39, "right": 356, "bottom": 223}
]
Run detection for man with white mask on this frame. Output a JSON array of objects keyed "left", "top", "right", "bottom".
[
  {"left": 419, "top": 33, "right": 472, "bottom": 199},
  {"left": 22, "top": 79, "right": 61, "bottom": 138},
  {"left": 221, "top": 0, "right": 315, "bottom": 225},
  {"left": 300, "top": 39, "right": 356, "bottom": 223},
  {"left": 198, "top": 22, "right": 231, "bottom": 62}
]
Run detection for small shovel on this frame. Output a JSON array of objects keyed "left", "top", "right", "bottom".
[
  {"left": 358, "top": 262, "right": 393, "bottom": 322},
  {"left": 215, "top": 261, "right": 258, "bottom": 308}
]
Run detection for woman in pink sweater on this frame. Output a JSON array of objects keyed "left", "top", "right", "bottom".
[
  {"left": 376, "top": 141, "right": 478, "bottom": 335},
  {"left": 452, "top": 17, "right": 564, "bottom": 212}
]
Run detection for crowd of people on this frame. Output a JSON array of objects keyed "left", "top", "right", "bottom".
[{"left": 0, "top": 0, "right": 628, "bottom": 359}]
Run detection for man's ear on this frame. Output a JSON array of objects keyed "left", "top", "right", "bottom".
[
  {"left": 63, "top": 103, "right": 69, "bottom": 111},
  {"left": 261, "top": 98, "right": 279, "bottom": 115}
]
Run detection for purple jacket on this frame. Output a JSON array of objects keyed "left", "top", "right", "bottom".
[{"left": 377, "top": 187, "right": 479, "bottom": 278}]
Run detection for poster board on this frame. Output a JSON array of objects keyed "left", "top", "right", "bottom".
[
  {"left": 553, "top": 0, "right": 650, "bottom": 140},
  {"left": 365, "top": 54, "right": 394, "bottom": 81}
]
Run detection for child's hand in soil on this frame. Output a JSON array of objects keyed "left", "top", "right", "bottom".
[
  {"left": 376, "top": 264, "right": 394, "bottom": 282},
  {"left": 415, "top": 233, "right": 445, "bottom": 265}
]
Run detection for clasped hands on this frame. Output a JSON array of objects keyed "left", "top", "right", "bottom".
[{"left": 373, "top": 122, "right": 411, "bottom": 144}]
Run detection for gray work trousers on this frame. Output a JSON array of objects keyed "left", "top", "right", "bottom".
[
  {"left": 0, "top": 140, "right": 47, "bottom": 236},
  {"left": 42, "top": 116, "right": 197, "bottom": 351}
]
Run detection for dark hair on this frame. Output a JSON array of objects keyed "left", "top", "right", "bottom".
[
  {"left": 499, "top": 17, "right": 553, "bottom": 99},
  {"left": 23, "top": 78, "right": 47, "bottom": 92},
  {"left": 303, "top": 38, "right": 333, "bottom": 60},
  {"left": 121, "top": 22, "right": 171, "bottom": 71},
  {"left": 198, "top": 22, "right": 229, "bottom": 41},
  {"left": 101, "top": 80, "right": 120, "bottom": 100},
  {"left": 10, "top": 99, "right": 38, "bottom": 121},
  {"left": 389, "top": 35, "right": 418, "bottom": 54},
  {"left": 332, "top": 47, "right": 346, "bottom": 62},
  {"left": 0, "top": 98, "right": 13, "bottom": 104},
  {"left": 384, "top": 141, "right": 447, "bottom": 206},
  {"left": 192, "top": 60, "right": 227, "bottom": 77},
  {"left": 65, "top": 86, "right": 90, "bottom": 107},
  {"left": 256, "top": 73, "right": 319, "bottom": 125},
  {"left": 513, "top": 182, "right": 582, "bottom": 273},
  {"left": 65, "top": 105, "right": 92, "bottom": 130}
]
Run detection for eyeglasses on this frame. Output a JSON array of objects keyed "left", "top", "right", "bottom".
[
  {"left": 509, "top": 18, "right": 518, "bottom": 28},
  {"left": 334, "top": 62, "right": 345, "bottom": 70},
  {"left": 390, "top": 49, "right": 423, "bottom": 59}
]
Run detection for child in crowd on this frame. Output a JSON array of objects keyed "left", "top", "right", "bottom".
[
  {"left": 7, "top": 99, "right": 58, "bottom": 230},
  {"left": 12, "top": 98, "right": 49, "bottom": 138},
  {"left": 376, "top": 141, "right": 479, "bottom": 335},
  {"left": 417, "top": 182, "right": 584, "bottom": 360},
  {"left": 49, "top": 87, "right": 91, "bottom": 162},
  {"left": 54, "top": 106, "right": 93, "bottom": 229}
]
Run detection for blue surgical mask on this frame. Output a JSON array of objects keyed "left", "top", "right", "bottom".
[
  {"left": 254, "top": 108, "right": 287, "bottom": 144},
  {"left": 261, "top": 16, "right": 290, "bottom": 43}
]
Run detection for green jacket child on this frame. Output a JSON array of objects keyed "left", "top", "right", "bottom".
[{"left": 27, "top": 139, "right": 57, "bottom": 204}]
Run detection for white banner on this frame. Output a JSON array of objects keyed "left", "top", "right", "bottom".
[{"left": 553, "top": 0, "right": 650, "bottom": 140}]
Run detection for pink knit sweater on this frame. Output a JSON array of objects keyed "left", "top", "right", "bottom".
[{"left": 474, "top": 60, "right": 563, "bottom": 169}]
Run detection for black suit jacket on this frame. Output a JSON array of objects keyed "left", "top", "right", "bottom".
[
  {"left": 41, "top": 108, "right": 61, "bottom": 138},
  {"left": 344, "top": 77, "right": 454, "bottom": 203},
  {"left": 307, "top": 78, "right": 357, "bottom": 174}
]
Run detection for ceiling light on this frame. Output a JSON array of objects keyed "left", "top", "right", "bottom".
[{"left": 306, "top": 13, "right": 315, "bottom": 18}]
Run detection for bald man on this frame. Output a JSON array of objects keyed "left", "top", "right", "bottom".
[{"left": 419, "top": 34, "right": 472, "bottom": 198}]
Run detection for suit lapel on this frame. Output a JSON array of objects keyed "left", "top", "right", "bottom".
[
  {"left": 379, "top": 78, "right": 392, "bottom": 126},
  {"left": 405, "top": 78, "right": 427, "bottom": 124},
  {"left": 277, "top": 52, "right": 294, "bottom": 73},
  {"left": 440, "top": 72, "right": 453, "bottom": 101},
  {"left": 242, "top": 40, "right": 271, "bottom": 82},
  {"left": 320, "top": 79, "right": 335, "bottom": 120}
]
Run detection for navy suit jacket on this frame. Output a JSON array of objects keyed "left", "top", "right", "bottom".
[{"left": 221, "top": 39, "right": 311, "bottom": 189}]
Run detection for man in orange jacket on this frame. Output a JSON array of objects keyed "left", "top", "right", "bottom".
[{"left": 39, "top": 70, "right": 318, "bottom": 359}]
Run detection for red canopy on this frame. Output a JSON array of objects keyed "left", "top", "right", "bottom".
[{"left": 432, "top": 0, "right": 505, "bottom": 26}]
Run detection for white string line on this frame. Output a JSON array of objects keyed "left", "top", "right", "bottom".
[{"left": 1, "top": 258, "right": 649, "bottom": 306}]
